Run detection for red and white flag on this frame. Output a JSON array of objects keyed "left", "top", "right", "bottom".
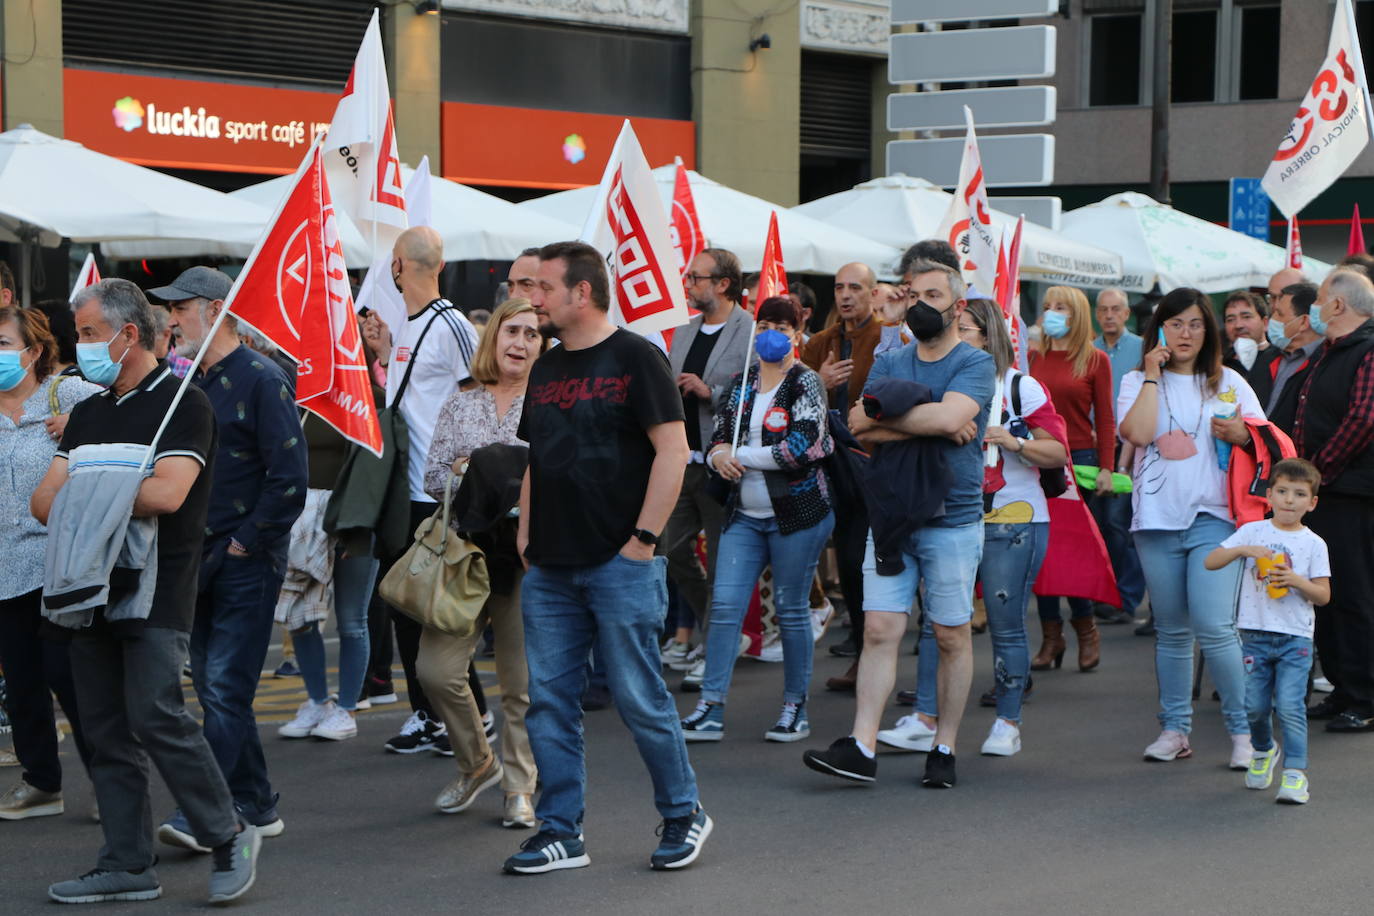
[
  {"left": 937, "top": 106, "right": 998, "bottom": 296},
  {"left": 355, "top": 157, "right": 433, "bottom": 335},
  {"left": 580, "top": 120, "right": 689, "bottom": 336},
  {"left": 1262, "top": 0, "right": 1373, "bottom": 218},
  {"left": 755, "top": 211, "right": 787, "bottom": 312},
  {"left": 226, "top": 144, "right": 384, "bottom": 456},
  {"left": 69, "top": 252, "right": 100, "bottom": 302},
  {"left": 1285, "top": 216, "right": 1304, "bottom": 269},
  {"left": 324, "top": 9, "right": 407, "bottom": 258},
  {"left": 993, "top": 217, "right": 1030, "bottom": 373},
  {"left": 670, "top": 157, "right": 706, "bottom": 277}
]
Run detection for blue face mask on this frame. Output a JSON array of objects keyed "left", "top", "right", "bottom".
[
  {"left": 1042, "top": 310, "right": 1070, "bottom": 339},
  {"left": 0, "top": 348, "right": 30, "bottom": 391},
  {"left": 755, "top": 328, "right": 793, "bottom": 363},
  {"left": 76, "top": 332, "right": 128, "bottom": 386},
  {"left": 1266, "top": 316, "right": 1291, "bottom": 350},
  {"left": 1307, "top": 307, "right": 1328, "bottom": 337}
]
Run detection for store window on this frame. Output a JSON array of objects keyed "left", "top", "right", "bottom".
[{"left": 1087, "top": 14, "right": 1143, "bottom": 106}]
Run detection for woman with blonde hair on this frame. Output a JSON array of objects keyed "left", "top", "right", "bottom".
[
  {"left": 417, "top": 298, "right": 546, "bottom": 828},
  {"left": 1029, "top": 285, "right": 1115, "bottom": 672}
]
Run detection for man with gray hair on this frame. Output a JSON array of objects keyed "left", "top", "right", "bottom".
[
  {"left": 31, "top": 278, "right": 260, "bottom": 904},
  {"left": 1294, "top": 268, "right": 1374, "bottom": 733},
  {"left": 155, "top": 266, "right": 307, "bottom": 844},
  {"left": 804, "top": 258, "right": 994, "bottom": 789}
]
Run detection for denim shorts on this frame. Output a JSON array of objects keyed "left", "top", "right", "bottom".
[{"left": 861, "top": 522, "right": 983, "bottom": 626}]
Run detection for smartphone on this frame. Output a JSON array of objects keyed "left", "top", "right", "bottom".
[{"left": 1157, "top": 327, "right": 1169, "bottom": 363}]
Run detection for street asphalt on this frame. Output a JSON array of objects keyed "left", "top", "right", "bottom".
[{"left": 3, "top": 616, "right": 1372, "bottom": 915}]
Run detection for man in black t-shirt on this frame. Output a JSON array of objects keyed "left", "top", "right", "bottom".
[
  {"left": 31, "top": 279, "right": 258, "bottom": 905},
  {"left": 502, "top": 241, "right": 712, "bottom": 876}
]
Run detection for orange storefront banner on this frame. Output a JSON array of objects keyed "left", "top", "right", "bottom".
[
  {"left": 63, "top": 68, "right": 337, "bottom": 175},
  {"left": 441, "top": 101, "right": 694, "bottom": 189}
]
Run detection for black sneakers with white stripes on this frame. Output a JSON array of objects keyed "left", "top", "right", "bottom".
[
  {"left": 502, "top": 832, "right": 590, "bottom": 875},
  {"left": 650, "top": 806, "right": 713, "bottom": 870}
]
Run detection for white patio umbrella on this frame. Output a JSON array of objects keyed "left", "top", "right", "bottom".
[
  {"left": 109, "top": 164, "right": 580, "bottom": 269},
  {"left": 519, "top": 165, "right": 902, "bottom": 275},
  {"left": 1057, "top": 192, "right": 1332, "bottom": 294},
  {"left": 792, "top": 174, "right": 1124, "bottom": 287},
  {"left": 0, "top": 124, "right": 271, "bottom": 303}
]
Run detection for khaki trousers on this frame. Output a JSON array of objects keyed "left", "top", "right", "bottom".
[{"left": 416, "top": 571, "right": 536, "bottom": 794}]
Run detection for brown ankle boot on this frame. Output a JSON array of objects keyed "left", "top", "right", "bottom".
[
  {"left": 1029, "top": 620, "right": 1066, "bottom": 670},
  {"left": 1070, "top": 617, "right": 1101, "bottom": 671},
  {"left": 826, "top": 660, "right": 859, "bottom": 692}
]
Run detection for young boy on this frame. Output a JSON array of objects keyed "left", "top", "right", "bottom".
[{"left": 1205, "top": 458, "right": 1331, "bottom": 804}]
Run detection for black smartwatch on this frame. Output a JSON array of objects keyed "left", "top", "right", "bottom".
[{"left": 633, "top": 528, "right": 659, "bottom": 546}]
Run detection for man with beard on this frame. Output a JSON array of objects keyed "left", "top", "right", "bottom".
[{"left": 659, "top": 249, "right": 753, "bottom": 677}]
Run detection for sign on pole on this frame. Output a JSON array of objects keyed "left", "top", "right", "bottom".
[
  {"left": 991, "top": 196, "right": 1061, "bottom": 230},
  {"left": 888, "top": 86, "right": 1056, "bottom": 132},
  {"left": 891, "top": 0, "right": 1056, "bottom": 25},
  {"left": 890, "top": 27, "right": 1055, "bottom": 84},
  {"left": 1228, "top": 178, "right": 1271, "bottom": 241},
  {"left": 888, "top": 134, "right": 1055, "bottom": 187}
]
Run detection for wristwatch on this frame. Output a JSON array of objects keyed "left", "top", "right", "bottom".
[
  {"left": 633, "top": 528, "right": 659, "bottom": 546},
  {"left": 1014, "top": 437, "right": 1030, "bottom": 453}
]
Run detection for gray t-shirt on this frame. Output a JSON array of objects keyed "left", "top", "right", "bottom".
[{"left": 866, "top": 341, "right": 995, "bottom": 526}]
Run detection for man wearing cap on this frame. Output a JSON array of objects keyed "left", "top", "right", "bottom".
[{"left": 154, "top": 266, "right": 307, "bottom": 845}]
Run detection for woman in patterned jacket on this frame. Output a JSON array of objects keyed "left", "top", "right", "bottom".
[{"left": 680, "top": 296, "right": 834, "bottom": 745}]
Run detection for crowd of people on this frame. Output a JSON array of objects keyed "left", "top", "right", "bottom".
[{"left": 1, "top": 226, "right": 1372, "bottom": 903}]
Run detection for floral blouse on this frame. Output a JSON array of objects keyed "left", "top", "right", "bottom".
[{"left": 423, "top": 385, "right": 525, "bottom": 509}]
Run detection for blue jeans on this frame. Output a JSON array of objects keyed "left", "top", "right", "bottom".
[
  {"left": 862, "top": 522, "right": 984, "bottom": 624},
  {"left": 1133, "top": 514, "right": 1247, "bottom": 735},
  {"left": 1242, "top": 630, "right": 1313, "bottom": 770},
  {"left": 294, "top": 547, "right": 378, "bottom": 711},
  {"left": 702, "top": 512, "right": 834, "bottom": 706},
  {"left": 522, "top": 554, "right": 698, "bottom": 837},
  {"left": 915, "top": 523, "right": 1048, "bottom": 724},
  {"left": 190, "top": 550, "right": 284, "bottom": 819}
]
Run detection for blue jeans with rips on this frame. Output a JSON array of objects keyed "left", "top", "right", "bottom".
[
  {"left": 702, "top": 511, "right": 833, "bottom": 706},
  {"left": 521, "top": 553, "right": 698, "bottom": 837},
  {"left": 294, "top": 546, "right": 378, "bottom": 712},
  {"left": 1242, "top": 629, "right": 1313, "bottom": 770},
  {"left": 1133, "top": 513, "right": 1248, "bottom": 735}
]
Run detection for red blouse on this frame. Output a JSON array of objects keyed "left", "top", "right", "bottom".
[{"left": 1029, "top": 348, "right": 1116, "bottom": 469}]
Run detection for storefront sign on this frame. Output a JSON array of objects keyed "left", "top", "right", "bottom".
[
  {"left": 441, "top": 101, "right": 694, "bottom": 189},
  {"left": 64, "top": 68, "right": 338, "bottom": 174}
]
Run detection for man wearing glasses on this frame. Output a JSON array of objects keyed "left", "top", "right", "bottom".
[{"left": 660, "top": 249, "right": 753, "bottom": 681}]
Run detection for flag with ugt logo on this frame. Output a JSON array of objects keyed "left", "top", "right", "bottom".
[
  {"left": 324, "top": 8, "right": 407, "bottom": 257},
  {"left": 581, "top": 121, "right": 690, "bottom": 337},
  {"left": 225, "top": 143, "right": 384, "bottom": 457},
  {"left": 1262, "top": 0, "right": 1373, "bottom": 218},
  {"left": 936, "top": 106, "right": 998, "bottom": 296}
]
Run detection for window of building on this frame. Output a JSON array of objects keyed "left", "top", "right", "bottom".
[
  {"left": 1235, "top": 5, "right": 1280, "bottom": 100},
  {"left": 1354, "top": 0, "right": 1374, "bottom": 90},
  {"left": 1088, "top": 14, "right": 1144, "bottom": 106},
  {"left": 1172, "top": 10, "right": 1219, "bottom": 102}
]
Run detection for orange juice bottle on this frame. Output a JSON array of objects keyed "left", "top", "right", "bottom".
[{"left": 1255, "top": 552, "right": 1290, "bottom": 599}]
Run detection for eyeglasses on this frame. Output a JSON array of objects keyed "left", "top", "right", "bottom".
[
  {"left": 684, "top": 273, "right": 722, "bottom": 285},
  {"left": 1162, "top": 319, "right": 1207, "bottom": 334},
  {"left": 957, "top": 325, "right": 983, "bottom": 335}
]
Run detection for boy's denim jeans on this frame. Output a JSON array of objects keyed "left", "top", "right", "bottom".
[{"left": 1242, "top": 629, "right": 1314, "bottom": 770}]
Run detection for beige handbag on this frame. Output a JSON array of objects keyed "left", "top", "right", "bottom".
[{"left": 379, "top": 474, "right": 490, "bottom": 637}]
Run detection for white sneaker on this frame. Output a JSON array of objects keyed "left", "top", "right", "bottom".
[
  {"left": 483, "top": 710, "right": 498, "bottom": 747},
  {"left": 310, "top": 702, "right": 357, "bottom": 741},
  {"left": 980, "top": 719, "right": 1021, "bottom": 757},
  {"left": 1313, "top": 676, "right": 1334, "bottom": 693},
  {"left": 356, "top": 696, "right": 372, "bottom": 711},
  {"left": 755, "top": 634, "right": 784, "bottom": 663},
  {"left": 278, "top": 699, "right": 329, "bottom": 738},
  {"left": 1276, "top": 768, "right": 1310, "bottom": 804},
  {"left": 1229, "top": 734, "right": 1254, "bottom": 770},
  {"left": 810, "top": 600, "right": 834, "bottom": 643},
  {"left": 877, "top": 714, "right": 936, "bottom": 752},
  {"left": 681, "top": 658, "right": 705, "bottom": 689},
  {"left": 737, "top": 633, "right": 752, "bottom": 658},
  {"left": 1143, "top": 729, "right": 1191, "bottom": 761},
  {"left": 661, "top": 640, "right": 691, "bottom": 668}
]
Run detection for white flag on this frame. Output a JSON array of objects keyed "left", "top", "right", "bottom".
[
  {"left": 356, "top": 158, "right": 433, "bottom": 335},
  {"left": 69, "top": 252, "right": 101, "bottom": 302},
  {"left": 579, "top": 120, "right": 689, "bottom": 337},
  {"left": 1262, "top": 0, "right": 1373, "bottom": 218},
  {"left": 324, "top": 9, "right": 407, "bottom": 257},
  {"left": 936, "top": 106, "right": 998, "bottom": 296}
]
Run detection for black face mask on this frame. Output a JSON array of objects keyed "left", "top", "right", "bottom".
[{"left": 905, "top": 299, "right": 951, "bottom": 342}]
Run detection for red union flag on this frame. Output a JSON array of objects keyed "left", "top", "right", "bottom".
[
  {"left": 670, "top": 158, "right": 706, "bottom": 276},
  {"left": 69, "top": 252, "right": 101, "bottom": 302},
  {"left": 1286, "top": 216, "right": 1304, "bottom": 269},
  {"left": 937, "top": 106, "right": 998, "bottom": 295},
  {"left": 1262, "top": 0, "right": 1373, "bottom": 217},
  {"left": 755, "top": 211, "right": 786, "bottom": 313},
  {"left": 227, "top": 144, "right": 383, "bottom": 457},
  {"left": 993, "top": 216, "right": 1029, "bottom": 372},
  {"left": 324, "top": 8, "right": 407, "bottom": 257},
  {"left": 582, "top": 120, "right": 688, "bottom": 336}
]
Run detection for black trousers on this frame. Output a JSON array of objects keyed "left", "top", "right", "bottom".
[
  {"left": 832, "top": 495, "right": 869, "bottom": 649},
  {"left": 383, "top": 500, "right": 486, "bottom": 718},
  {"left": 0, "top": 589, "right": 90, "bottom": 793},
  {"left": 1306, "top": 494, "right": 1374, "bottom": 717}
]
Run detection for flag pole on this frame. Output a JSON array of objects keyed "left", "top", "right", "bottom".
[{"left": 729, "top": 317, "right": 757, "bottom": 453}]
